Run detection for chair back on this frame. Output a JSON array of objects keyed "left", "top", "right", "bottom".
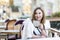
[
  {"left": 6, "top": 19, "right": 16, "bottom": 30},
  {"left": 15, "top": 20, "right": 24, "bottom": 39}
]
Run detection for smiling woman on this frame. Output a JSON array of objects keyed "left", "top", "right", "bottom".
[{"left": 22, "top": 7, "right": 47, "bottom": 40}]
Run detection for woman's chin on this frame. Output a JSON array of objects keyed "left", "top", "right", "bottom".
[{"left": 37, "top": 19, "right": 41, "bottom": 21}]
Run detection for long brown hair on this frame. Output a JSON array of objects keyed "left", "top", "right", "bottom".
[{"left": 32, "top": 7, "right": 45, "bottom": 24}]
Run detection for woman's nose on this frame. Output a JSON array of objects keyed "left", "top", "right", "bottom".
[{"left": 37, "top": 14, "right": 40, "bottom": 17}]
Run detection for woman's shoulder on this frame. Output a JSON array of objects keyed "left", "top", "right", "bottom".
[{"left": 23, "top": 18, "right": 32, "bottom": 23}]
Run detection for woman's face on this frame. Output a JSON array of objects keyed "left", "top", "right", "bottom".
[{"left": 35, "top": 9, "right": 43, "bottom": 21}]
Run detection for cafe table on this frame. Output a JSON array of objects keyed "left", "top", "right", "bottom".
[
  {"left": 28, "top": 37, "right": 60, "bottom": 40},
  {"left": 0, "top": 30, "right": 20, "bottom": 40},
  {"left": 17, "top": 37, "right": 60, "bottom": 40}
]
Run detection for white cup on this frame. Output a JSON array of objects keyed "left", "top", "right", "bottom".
[{"left": 33, "top": 20, "right": 40, "bottom": 27}]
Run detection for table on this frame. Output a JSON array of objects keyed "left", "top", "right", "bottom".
[
  {"left": 0, "top": 26, "right": 6, "bottom": 29},
  {"left": 0, "top": 30, "right": 20, "bottom": 40},
  {"left": 28, "top": 37, "right": 60, "bottom": 40},
  {"left": 17, "top": 37, "right": 60, "bottom": 40}
]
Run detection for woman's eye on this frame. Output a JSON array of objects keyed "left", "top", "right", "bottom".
[{"left": 39, "top": 13, "right": 41, "bottom": 14}]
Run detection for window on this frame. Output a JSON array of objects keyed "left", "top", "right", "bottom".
[{"left": 11, "top": 6, "right": 19, "bottom": 12}]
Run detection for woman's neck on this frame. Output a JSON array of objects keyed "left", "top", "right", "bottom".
[{"left": 34, "top": 20, "right": 41, "bottom": 23}]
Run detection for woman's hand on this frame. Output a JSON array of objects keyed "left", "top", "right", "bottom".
[
  {"left": 41, "top": 30, "right": 47, "bottom": 37},
  {"left": 39, "top": 24, "right": 47, "bottom": 37},
  {"left": 39, "top": 24, "right": 44, "bottom": 30}
]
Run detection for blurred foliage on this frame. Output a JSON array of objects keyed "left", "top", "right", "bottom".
[
  {"left": 46, "top": 12, "right": 60, "bottom": 19},
  {"left": 51, "top": 12, "right": 60, "bottom": 17},
  {"left": 46, "top": 16, "right": 51, "bottom": 19}
]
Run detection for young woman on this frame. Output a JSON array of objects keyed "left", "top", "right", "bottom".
[{"left": 22, "top": 7, "right": 47, "bottom": 40}]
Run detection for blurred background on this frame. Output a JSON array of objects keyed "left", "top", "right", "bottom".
[
  {"left": 0, "top": 0, "right": 60, "bottom": 30},
  {"left": 0, "top": 0, "right": 60, "bottom": 40},
  {"left": 0, "top": 0, "right": 60, "bottom": 20}
]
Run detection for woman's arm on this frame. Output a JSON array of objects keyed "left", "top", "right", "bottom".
[
  {"left": 41, "top": 29, "right": 47, "bottom": 37},
  {"left": 39, "top": 24, "right": 47, "bottom": 37},
  {"left": 32, "top": 24, "right": 47, "bottom": 38}
]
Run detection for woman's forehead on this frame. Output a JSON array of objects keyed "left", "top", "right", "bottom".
[{"left": 36, "top": 9, "right": 42, "bottom": 13}]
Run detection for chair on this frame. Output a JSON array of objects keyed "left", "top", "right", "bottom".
[
  {"left": 5, "top": 19, "right": 10, "bottom": 23},
  {"left": 6, "top": 19, "right": 16, "bottom": 40},
  {"left": 6, "top": 19, "right": 16, "bottom": 30},
  {"left": 15, "top": 20, "right": 24, "bottom": 39}
]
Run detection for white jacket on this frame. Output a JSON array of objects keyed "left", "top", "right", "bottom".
[
  {"left": 21, "top": 18, "right": 35, "bottom": 40},
  {"left": 21, "top": 18, "right": 50, "bottom": 40}
]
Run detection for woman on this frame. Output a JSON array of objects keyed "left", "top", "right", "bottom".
[{"left": 22, "top": 7, "right": 47, "bottom": 40}]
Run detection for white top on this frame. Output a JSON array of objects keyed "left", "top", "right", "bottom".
[
  {"left": 44, "top": 20, "right": 50, "bottom": 29},
  {"left": 22, "top": 18, "right": 41, "bottom": 40},
  {"left": 21, "top": 18, "right": 51, "bottom": 40}
]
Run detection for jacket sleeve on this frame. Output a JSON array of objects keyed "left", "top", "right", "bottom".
[{"left": 21, "top": 18, "right": 35, "bottom": 40}]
